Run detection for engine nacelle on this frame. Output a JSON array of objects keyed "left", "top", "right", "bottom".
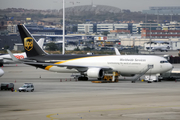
[{"left": 87, "top": 68, "right": 104, "bottom": 78}]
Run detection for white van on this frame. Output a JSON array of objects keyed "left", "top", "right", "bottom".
[{"left": 18, "top": 83, "right": 34, "bottom": 92}]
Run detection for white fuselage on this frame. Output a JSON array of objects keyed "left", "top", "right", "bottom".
[{"left": 47, "top": 55, "right": 173, "bottom": 75}]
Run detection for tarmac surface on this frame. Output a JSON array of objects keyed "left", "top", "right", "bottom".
[{"left": 0, "top": 64, "right": 180, "bottom": 120}]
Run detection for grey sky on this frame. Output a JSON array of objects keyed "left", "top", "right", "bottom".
[{"left": 0, "top": 0, "right": 180, "bottom": 11}]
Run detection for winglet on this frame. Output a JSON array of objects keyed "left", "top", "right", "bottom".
[
  {"left": 114, "top": 47, "right": 121, "bottom": 55},
  {"left": 37, "top": 38, "right": 45, "bottom": 49},
  {"left": 7, "top": 50, "right": 22, "bottom": 63}
]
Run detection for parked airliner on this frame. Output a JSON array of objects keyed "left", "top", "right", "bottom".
[
  {"left": 12, "top": 24, "right": 173, "bottom": 81},
  {"left": 147, "top": 46, "right": 169, "bottom": 52}
]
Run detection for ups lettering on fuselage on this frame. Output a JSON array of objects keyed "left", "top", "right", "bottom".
[{"left": 24, "top": 37, "right": 33, "bottom": 51}]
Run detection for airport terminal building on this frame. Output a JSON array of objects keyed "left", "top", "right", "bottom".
[{"left": 78, "top": 23, "right": 138, "bottom": 34}]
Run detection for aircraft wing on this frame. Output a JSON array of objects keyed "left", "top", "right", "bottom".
[
  {"left": 7, "top": 50, "right": 36, "bottom": 63},
  {"left": 8, "top": 48, "right": 112, "bottom": 71},
  {"left": 24, "top": 62, "right": 113, "bottom": 71},
  {"left": 7, "top": 50, "right": 22, "bottom": 63}
]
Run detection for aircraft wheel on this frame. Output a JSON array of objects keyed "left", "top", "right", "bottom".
[
  {"left": 97, "top": 78, "right": 102, "bottom": 80},
  {"left": 78, "top": 77, "right": 88, "bottom": 81},
  {"left": 0, "top": 63, "right": 3, "bottom": 67},
  {"left": 84, "top": 77, "right": 88, "bottom": 81},
  {"left": 78, "top": 77, "right": 81, "bottom": 80}
]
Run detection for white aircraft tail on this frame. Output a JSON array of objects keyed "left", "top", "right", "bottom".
[{"left": 114, "top": 47, "right": 121, "bottom": 55}]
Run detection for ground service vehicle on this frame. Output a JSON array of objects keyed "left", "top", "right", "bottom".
[
  {"left": 1, "top": 83, "right": 14, "bottom": 90},
  {"left": 18, "top": 83, "right": 34, "bottom": 92}
]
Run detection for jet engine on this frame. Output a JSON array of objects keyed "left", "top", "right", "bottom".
[{"left": 87, "top": 68, "right": 104, "bottom": 78}]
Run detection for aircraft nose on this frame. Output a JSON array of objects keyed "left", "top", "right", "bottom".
[
  {"left": 168, "top": 63, "right": 174, "bottom": 71},
  {"left": 171, "top": 64, "right": 174, "bottom": 69}
]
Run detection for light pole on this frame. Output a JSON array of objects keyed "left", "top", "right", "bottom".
[
  {"left": 62, "top": 1, "right": 80, "bottom": 54},
  {"left": 62, "top": 0, "right": 65, "bottom": 54},
  {"left": 149, "top": 22, "right": 152, "bottom": 54},
  {"left": 122, "top": 14, "right": 125, "bottom": 22},
  {"left": 157, "top": 10, "right": 159, "bottom": 24},
  {"left": 171, "top": 10, "right": 173, "bottom": 22}
]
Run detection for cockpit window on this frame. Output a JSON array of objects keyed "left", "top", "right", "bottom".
[{"left": 160, "top": 61, "right": 169, "bottom": 63}]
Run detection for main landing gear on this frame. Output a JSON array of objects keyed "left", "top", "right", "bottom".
[
  {"left": 0, "top": 63, "right": 3, "bottom": 67},
  {"left": 78, "top": 76, "right": 88, "bottom": 81}
]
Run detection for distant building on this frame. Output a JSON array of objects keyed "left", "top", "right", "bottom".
[
  {"left": 142, "top": 6, "right": 180, "bottom": 15},
  {"left": 114, "top": 24, "right": 129, "bottom": 31},
  {"left": 77, "top": 24, "right": 95, "bottom": 34},
  {"left": 137, "top": 23, "right": 162, "bottom": 34},
  {"left": 171, "top": 41, "right": 180, "bottom": 50},
  {"left": 0, "top": 36, "right": 21, "bottom": 50},
  {"left": 78, "top": 23, "right": 138, "bottom": 34},
  {"left": 132, "top": 24, "right": 139, "bottom": 34},
  {"left": 7, "top": 25, "right": 17, "bottom": 33},
  {"left": 162, "top": 21, "right": 180, "bottom": 30},
  {"left": 110, "top": 30, "right": 130, "bottom": 34},
  {"left": 141, "top": 29, "right": 180, "bottom": 39},
  {"left": 97, "top": 24, "right": 114, "bottom": 33},
  {"left": 13, "top": 43, "right": 23, "bottom": 51},
  {"left": 25, "top": 24, "right": 64, "bottom": 35}
]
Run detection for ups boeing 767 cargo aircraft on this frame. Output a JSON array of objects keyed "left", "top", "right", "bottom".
[{"left": 12, "top": 24, "right": 173, "bottom": 81}]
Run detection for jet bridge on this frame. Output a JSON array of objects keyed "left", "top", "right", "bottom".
[{"left": 131, "top": 64, "right": 154, "bottom": 83}]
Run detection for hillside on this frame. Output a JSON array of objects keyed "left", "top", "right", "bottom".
[{"left": 0, "top": 5, "right": 180, "bottom": 24}]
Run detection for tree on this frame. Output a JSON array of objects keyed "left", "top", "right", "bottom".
[
  {"left": 72, "top": 26, "right": 77, "bottom": 32},
  {"left": 4, "top": 45, "right": 9, "bottom": 50},
  {"left": 1, "top": 21, "right": 4, "bottom": 26},
  {"left": 45, "top": 42, "right": 58, "bottom": 51},
  {"left": 101, "top": 31, "right": 110, "bottom": 36},
  {"left": 74, "top": 46, "right": 80, "bottom": 51}
]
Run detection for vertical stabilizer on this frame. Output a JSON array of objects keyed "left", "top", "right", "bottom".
[{"left": 17, "top": 24, "right": 47, "bottom": 57}]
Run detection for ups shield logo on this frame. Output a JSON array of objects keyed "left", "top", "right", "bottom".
[{"left": 24, "top": 37, "right": 33, "bottom": 51}]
